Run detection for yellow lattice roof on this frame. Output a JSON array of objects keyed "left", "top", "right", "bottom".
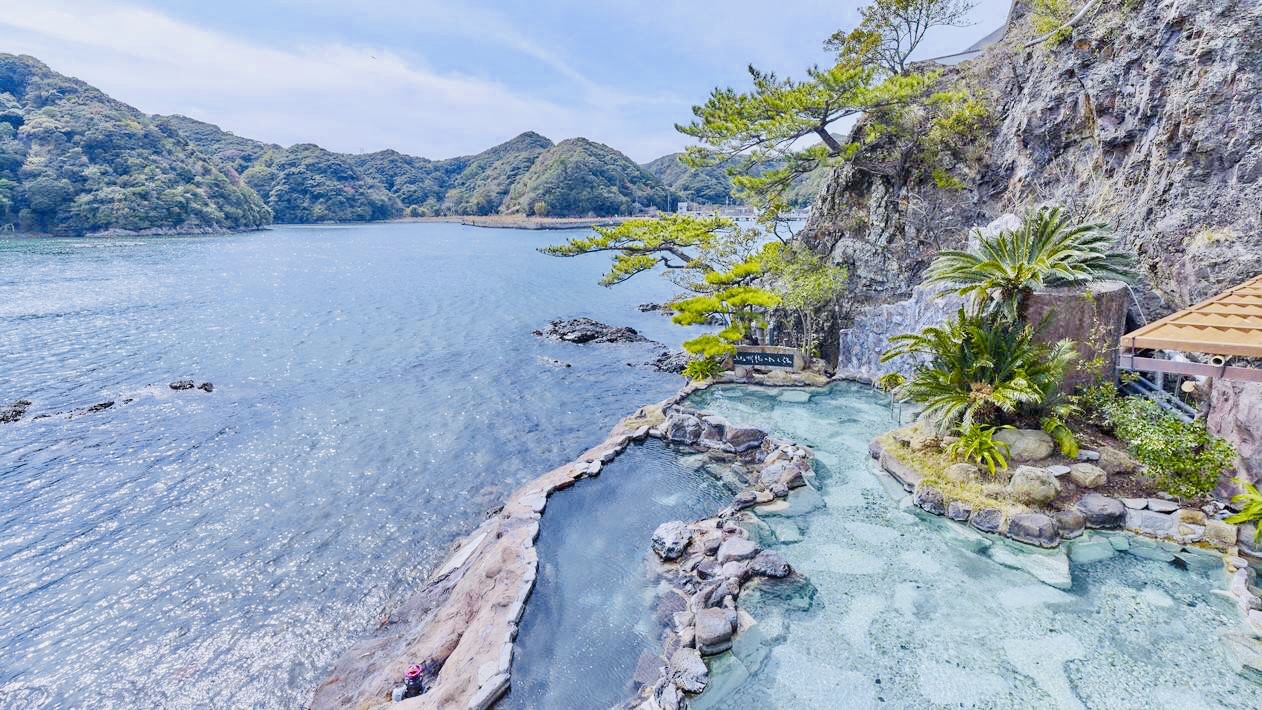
[{"left": 1121, "top": 274, "right": 1262, "bottom": 358}]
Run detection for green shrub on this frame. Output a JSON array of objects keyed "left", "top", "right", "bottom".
[
  {"left": 876, "top": 372, "right": 906, "bottom": 392},
  {"left": 947, "top": 424, "right": 1012, "bottom": 476},
  {"left": 1040, "top": 414, "right": 1079, "bottom": 458},
  {"left": 881, "top": 308, "right": 1077, "bottom": 429},
  {"left": 683, "top": 356, "right": 724, "bottom": 382},
  {"left": 1227, "top": 479, "right": 1262, "bottom": 542},
  {"left": 1080, "top": 385, "right": 1237, "bottom": 498}
]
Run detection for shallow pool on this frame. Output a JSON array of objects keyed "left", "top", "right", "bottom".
[
  {"left": 505, "top": 440, "right": 731, "bottom": 709},
  {"left": 686, "top": 382, "right": 1262, "bottom": 709}
]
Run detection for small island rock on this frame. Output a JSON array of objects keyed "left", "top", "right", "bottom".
[{"left": 533, "top": 317, "right": 650, "bottom": 344}]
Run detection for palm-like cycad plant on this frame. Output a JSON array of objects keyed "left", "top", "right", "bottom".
[
  {"left": 926, "top": 207, "right": 1133, "bottom": 321},
  {"left": 880, "top": 308, "right": 1077, "bottom": 429}
]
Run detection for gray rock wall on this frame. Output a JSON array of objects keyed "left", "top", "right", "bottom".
[
  {"left": 835, "top": 284, "right": 965, "bottom": 382},
  {"left": 804, "top": 0, "right": 1262, "bottom": 321},
  {"left": 1209, "top": 379, "right": 1262, "bottom": 486}
]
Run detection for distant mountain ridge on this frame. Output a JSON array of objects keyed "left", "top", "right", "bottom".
[
  {"left": 162, "top": 116, "right": 671, "bottom": 223},
  {"left": 0, "top": 55, "right": 270, "bottom": 236},
  {"left": 0, "top": 53, "right": 793, "bottom": 235}
]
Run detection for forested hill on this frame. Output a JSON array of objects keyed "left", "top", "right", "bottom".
[
  {"left": 0, "top": 54, "right": 271, "bottom": 236},
  {"left": 642, "top": 152, "right": 831, "bottom": 209},
  {"left": 0, "top": 53, "right": 751, "bottom": 234},
  {"left": 502, "top": 138, "right": 673, "bottom": 217},
  {"left": 167, "top": 119, "right": 667, "bottom": 222}
]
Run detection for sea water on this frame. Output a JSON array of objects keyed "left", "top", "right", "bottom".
[{"left": 0, "top": 223, "right": 687, "bottom": 708}]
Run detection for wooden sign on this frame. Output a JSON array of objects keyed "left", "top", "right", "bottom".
[{"left": 733, "top": 347, "right": 800, "bottom": 370}]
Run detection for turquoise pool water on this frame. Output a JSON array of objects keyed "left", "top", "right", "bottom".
[{"left": 686, "top": 383, "right": 1262, "bottom": 709}]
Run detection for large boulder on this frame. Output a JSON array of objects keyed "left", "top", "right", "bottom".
[
  {"left": 748, "top": 550, "right": 791, "bottom": 578},
  {"left": 652, "top": 521, "right": 692, "bottom": 561},
  {"left": 970, "top": 507, "right": 1005, "bottom": 533},
  {"left": 724, "top": 424, "right": 767, "bottom": 452},
  {"left": 664, "top": 413, "right": 703, "bottom": 445},
  {"left": 1006, "top": 512, "right": 1060, "bottom": 548},
  {"left": 995, "top": 429, "right": 1056, "bottom": 462},
  {"left": 1068, "top": 463, "right": 1107, "bottom": 489},
  {"left": 694, "top": 607, "right": 734, "bottom": 655},
  {"left": 668, "top": 647, "right": 708, "bottom": 693},
  {"left": 913, "top": 482, "right": 947, "bottom": 515},
  {"left": 716, "top": 538, "right": 759, "bottom": 564},
  {"left": 1007, "top": 466, "right": 1061, "bottom": 505},
  {"left": 1076, "top": 493, "right": 1126, "bottom": 528}
]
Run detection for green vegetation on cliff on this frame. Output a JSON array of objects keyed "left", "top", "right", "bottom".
[
  {"left": 241, "top": 144, "right": 402, "bottom": 224},
  {"left": 643, "top": 152, "right": 831, "bottom": 209},
  {"left": 0, "top": 54, "right": 271, "bottom": 236},
  {"left": 642, "top": 153, "right": 734, "bottom": 205},
  {"left": 442, "top": 132, "right": 553, "bottom": 215},
  {"left": 503, "top": 138, "right": 672, "bottom": 217}
]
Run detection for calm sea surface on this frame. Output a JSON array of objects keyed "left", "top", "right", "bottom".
[{"left": 0, "top": 223, "right": 687, "bottom": 708}]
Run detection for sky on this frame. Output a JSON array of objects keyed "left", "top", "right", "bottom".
[{"left": 0, "top": 0, "right": 1013, "bottom": 162}]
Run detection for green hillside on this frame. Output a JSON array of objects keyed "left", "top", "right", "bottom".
[
  {"left": 441, "top": 131, "right": 553, "bottom": 215},
  {"left": 0, "top": 54, "right": 270, "bottom": 236},
  {"left": 643, "top": 152, "right": 829, "bottom": 209},
  {"left": 502, "top": 138, "right": 673, "bottom": 217},
  {"left": 241, "top": 144, "right": 402, "bottom": 224},
  {"left": 642, "top": 153, "right": 734, "bottom": 205}
]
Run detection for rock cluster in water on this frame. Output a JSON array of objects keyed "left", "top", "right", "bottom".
[
  {"left": 0, "top": 381, "right": 214, "bottom": 425},
  {"left": 621, "top": 407, "right": 812, "bottom": 709},
  {"left": 532, "top": 318, "right": 652, "bottom": 344}
]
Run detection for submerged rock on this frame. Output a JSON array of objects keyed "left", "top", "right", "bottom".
[
  {"left": 533, "top": 318, "right": 651, "bottom": 344},
  {"left": 694, "top": 607, "right": 735, "bottom": 655},
  {"left": 0, "top": 399, "right": 32, "bottom": 423},
  {"left": 668, "top": 647, "right": 708, "bottom": 693},
  {"left": 1076, "top": 493, "right": 1126, "bottom": 528},
  {"left": 652, "top": 521, "right": 692, "bottom": 561}
]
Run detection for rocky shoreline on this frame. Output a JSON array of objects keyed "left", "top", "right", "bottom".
[
  {"left": 311, "top": 374, "right": 829, "bottom": 709},
  {"left": 313, "top": 375, "right": 1262, "bottom": 708}
]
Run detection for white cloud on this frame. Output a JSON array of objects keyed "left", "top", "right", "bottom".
[{"left": 0, "top": 0, "right": 680, "bottom": 159}]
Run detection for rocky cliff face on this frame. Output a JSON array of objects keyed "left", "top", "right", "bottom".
[{"left": 804, "top": 0, "right": 1262, "bottom": 317}]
